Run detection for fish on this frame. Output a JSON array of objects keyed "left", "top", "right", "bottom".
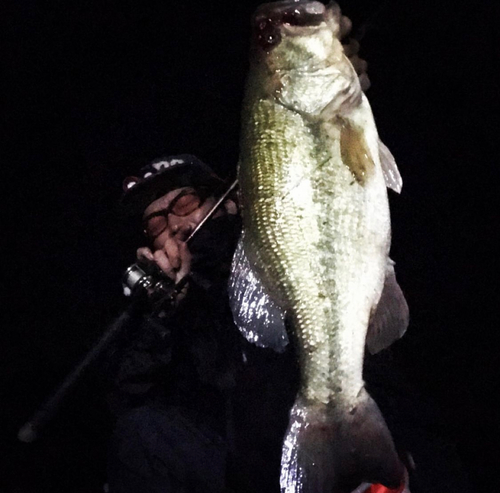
[{"left": 228, "top": 1, "right": 409, "bottom": 492}]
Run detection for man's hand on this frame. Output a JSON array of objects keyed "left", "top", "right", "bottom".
[
  {"left": 340, "top": 13, "right": 371, "bottom": 92},
  {"left": 137, "top": 239, "right": 191, "bottom": 286},
  {"left": 136, "top": 240, "right": 191, "bottom": 304}
]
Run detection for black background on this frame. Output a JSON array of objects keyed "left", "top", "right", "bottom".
[{"left": 2, "top": 0, "right": 498, "bottom": 491}]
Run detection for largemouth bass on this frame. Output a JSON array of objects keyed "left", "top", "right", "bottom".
[{"left": 229, "top": 1, "right": 409, "bottom": 492}]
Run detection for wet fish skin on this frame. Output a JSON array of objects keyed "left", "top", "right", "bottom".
[{"left": 237, "top": 1, "right": 405, "bottom": 491}]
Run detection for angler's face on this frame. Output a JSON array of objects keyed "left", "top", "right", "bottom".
[
  {"left": 142, "top": 186, "right": 238, "bottom": 251},
  {"left": 142, "top": 187, "right": 218, "bottom": 251}
]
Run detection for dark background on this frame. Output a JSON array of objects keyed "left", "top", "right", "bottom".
[{"left": 2, "top": 0, "right": 498, "bottom": 491}]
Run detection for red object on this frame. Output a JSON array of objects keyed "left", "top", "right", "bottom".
[{"left": 363, "top": 482, "right": 405, "bottom": 493}]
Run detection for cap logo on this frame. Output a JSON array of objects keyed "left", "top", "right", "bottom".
[
  {"left": 151, "top": 158, "right": 185, "bottom": 171},
  {"left": 122, "top": 176, "right": 140, "bottom": 191},
  {"left": 122, "top": 158, "right": 188, "bottom": 192}
]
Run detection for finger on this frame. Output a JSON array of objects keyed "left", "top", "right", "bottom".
[
  {"left": 176, "top": 242, "right": 192, "bottom": 283},
  {"left": 137, "top": 247, "right": 154, "bottom": 262},
  {"left": 339, "top": 15, "right": 352, "bottom": 40},
  {"left": 349, "top": 54, "right": 368, "bottom": 76},
  {"left": 359, "top": 73, "right": 371, "bottom": 92},
  {"left": 343, "top": 38, "right": 360, "bottom": 58},
  {"left": 224, "top": 199, "right": 238, "bottom": 216},
  {"left": 153, "top": 249, "right": 176, "bottom": 280},
  {"left": 164, "top": 239, "right": 181, "bottom": 271}
]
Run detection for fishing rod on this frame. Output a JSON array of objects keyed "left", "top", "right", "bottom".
[
  {"left": 17, "top": 298, "right": 144, "bottom": 443},
  {"left": 17, "top": 178, "right": 239, "bottom": 443}
]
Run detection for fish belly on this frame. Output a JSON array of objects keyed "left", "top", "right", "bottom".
[{"left": 239, "top": 97, "right": 390, "bottom": 406}]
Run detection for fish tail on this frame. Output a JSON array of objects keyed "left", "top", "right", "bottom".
[{"left": 280, "top": 390, "right": 404, "bottom": 493}]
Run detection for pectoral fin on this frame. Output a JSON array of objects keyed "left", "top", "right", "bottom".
[
  {"left": 228, "top": 234, "right": 289, "bottom": 352},
  {"left": 366, "top": 259, "right": 409, "bottom": 354},
  {"left": 340, "top": 119, "right": 374, "bottom": 186},
  {"left": 378, "top": 139, "right": 403, "bottom": 193}
]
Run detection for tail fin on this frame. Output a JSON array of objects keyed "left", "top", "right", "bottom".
[{"left": 280, "top": 389, "right": 404, "bottom": 493}]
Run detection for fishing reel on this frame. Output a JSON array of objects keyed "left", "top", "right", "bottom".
[{"left": 122, "top": 261, "right": 178, "bottom": 306}]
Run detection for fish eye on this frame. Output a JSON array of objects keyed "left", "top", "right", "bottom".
[
  {"left": 254, "top": 17, "right": 282, "bottom": 50},
  {"left": 259, "top": 32, "right": 281, "bottom": 49}
]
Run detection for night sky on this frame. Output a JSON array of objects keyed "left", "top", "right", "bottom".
[{"left": 3, "top": 0, "right": 498, "bottom": 492}]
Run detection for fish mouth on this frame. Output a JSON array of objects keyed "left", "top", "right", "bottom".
[{"left": 252, "top": 0, "right": 329, "bottom": 51}]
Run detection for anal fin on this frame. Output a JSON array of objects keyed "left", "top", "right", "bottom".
[
  {"left": 366, "top": 259, "right": 409, "bottom": 355},
  {"left": 378, "top": 139, "right": 403, "bottom": 194}
]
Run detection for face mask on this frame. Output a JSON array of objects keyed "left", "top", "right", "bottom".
[{"left": 189, "top": 214, "right": 242, "bottom": 278}]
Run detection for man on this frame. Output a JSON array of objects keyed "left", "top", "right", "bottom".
[{"left": 106, "top": 155, "right": 261, "bottom": 493}]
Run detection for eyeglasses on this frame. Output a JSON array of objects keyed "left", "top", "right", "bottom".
[{"left": 143, "top": 188, "right": 208, "bottom": 240}]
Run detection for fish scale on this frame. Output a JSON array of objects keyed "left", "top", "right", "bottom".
[{"left": 241, "top": 95, "right": 387, "bottom": 405}]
